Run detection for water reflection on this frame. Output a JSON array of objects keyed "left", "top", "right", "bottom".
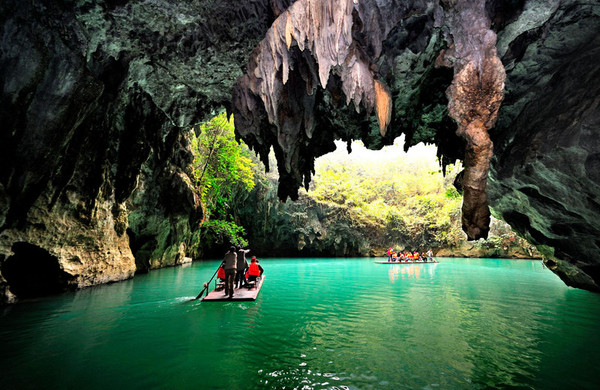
[
  {"left": 1, "top": 258, "right": 600, "bottom": 390},
  {"left": 388, "top": 263, "right": 438, "bottom": 282}
]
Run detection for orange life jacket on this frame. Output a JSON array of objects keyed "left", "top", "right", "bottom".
[
  {"left": 217, "top": 266, "right": 225, "bottom": 279},
  {"left": 248, "top": 262, "right": 261, "bottom": 276}
]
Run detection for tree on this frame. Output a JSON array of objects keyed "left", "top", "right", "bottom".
[{"left": 189, "top": 113, "right": 255, "bottom": 252}]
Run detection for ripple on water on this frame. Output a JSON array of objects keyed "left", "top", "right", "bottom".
[{"left": 2, "top": 258, "right": 600, "bottom": 390}]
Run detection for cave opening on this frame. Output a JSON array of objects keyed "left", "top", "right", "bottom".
[
  {"left": 1, "top": 242, "right": 74, "bottom": 299},
  {"left": 308, "top": 137, "right": 463, "bottom": 251}
]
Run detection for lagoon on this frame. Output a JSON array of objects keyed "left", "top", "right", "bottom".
[{"left": 1, "top": 258, "right": 599, "bottom": 389}]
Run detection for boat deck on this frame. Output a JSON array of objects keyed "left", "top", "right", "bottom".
[{"left": 202, "top": 276, "right": 265, "bottom": 302}]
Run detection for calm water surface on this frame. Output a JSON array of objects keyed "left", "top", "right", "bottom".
[{"left": 1, "top": 258, "right": 600, "bottom": 389}]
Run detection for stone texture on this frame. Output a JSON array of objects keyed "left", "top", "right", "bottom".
[
  {"left": 0, "top": 0, "right": 289, "bottom": 301},
  {"left": 233, "top": 0, "right": 438, "bottom": 202},
  {"left": 488, "top": 0, "right": 600, "bottom": 291},
  {"left": 437, "top": 0, "right": 506, "bottom": 240},
  {"left": 235, "top": 188, "right": 383, "bottom": 258}
]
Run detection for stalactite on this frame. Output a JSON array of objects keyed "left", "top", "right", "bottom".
[
  {"left": 437, "top": 0, "right": 506, "bottom": 239},
  {"left": 233, "top": 0, "right": 398, "bottom": 200},
  {"left": 374, "top": 79, "right": 392, "bottom": 136},
  {"left": 233, "top": 0, "right": 505, "bottom": 239}
]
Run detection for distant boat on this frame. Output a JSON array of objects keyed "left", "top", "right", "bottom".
[
  {"left": 374, "top": 259, "right": 439, "bottom": 264},
  {"left": 202, "top": 276, "right": 265, "bottom": 302}
]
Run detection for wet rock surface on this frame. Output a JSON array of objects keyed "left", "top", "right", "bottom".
[
  {"left": 0, "top": 0, "right": 289, "bottom": 301},
  {"left": 0, "top": 0, "right": 599, "bottom": 299},
  {"left": 488, "top": 0, "right": 600, "bottom": 291}
]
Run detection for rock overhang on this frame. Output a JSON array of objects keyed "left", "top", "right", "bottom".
[{"left": 232, "top": 0, "right": 600, "bottom": 291}]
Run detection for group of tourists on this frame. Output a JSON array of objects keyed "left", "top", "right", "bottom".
[
  {"left": 217, "top": 246, "right": 264, "bottom": 298},
  {"left": 386, "top": 248, "right": 434, "bottom": 262}
]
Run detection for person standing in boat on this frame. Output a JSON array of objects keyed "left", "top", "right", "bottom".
[
  {"left": 247, "top": 257, "right": 264, "bottom": 284},
  {"left": 222, "top": 246, "right": 237, "bottom": 298},
  {"left": 235, "top": 246, "right": 250, "bottom": 288},
  {"left": 426, "top": 249, "right": 434, "bottom": 261}
]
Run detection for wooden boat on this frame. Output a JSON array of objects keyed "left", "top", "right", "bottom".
[
  {"left": 202, "top": 276, "right": 265, "bottom": 302},
  {"left": 373, "top": 259, "right": 439, "bottom": 264}
]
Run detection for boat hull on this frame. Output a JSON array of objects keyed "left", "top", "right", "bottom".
[{"left": 373, "top": 260, "right": 439, "bottom": 264}]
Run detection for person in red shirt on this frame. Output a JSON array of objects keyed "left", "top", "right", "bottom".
[
  {"left": 215, "top": 265, "right": 226, "bottom": 291},
  {"left": 246, "top": 257, "right": 264, "bottom": 283}
]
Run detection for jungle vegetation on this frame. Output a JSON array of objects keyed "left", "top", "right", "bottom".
[
  {"left": 189, "top": 114, "right": 537, "bottom": 258},
  {"left": 188, "top": 113, "right": 255, "bottom": 252}
]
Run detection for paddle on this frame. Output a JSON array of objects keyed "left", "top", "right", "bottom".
[{"left": 195, "top": 264, "right": 222, "bottom": 300}]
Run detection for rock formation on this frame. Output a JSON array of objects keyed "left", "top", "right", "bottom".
[
  {"left": 233, "top": 0, "right": 510, "bottom": 241},
  {"left": 233, "top": 0, "right": 600, "bottom": 291},
  {"left": 0, "top": 0, "right": 290, "bottom": 302},
  {"left": 488, "top": 1, "right": 600, "bottom": 291},
  {"left": 1, "top": 0, "right": 599, "bottom": 300}
]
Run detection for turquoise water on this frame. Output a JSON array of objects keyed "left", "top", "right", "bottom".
[{"left": 1, "top": 258, "right": 600, "bottom": 389}]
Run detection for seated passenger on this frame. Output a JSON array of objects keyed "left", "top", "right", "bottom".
[
  {"left": 216, "top": 265, "right": 226, "bottom": 290},
  {"left": 246, "top": 257, "right": 264, "bottom": 284}
]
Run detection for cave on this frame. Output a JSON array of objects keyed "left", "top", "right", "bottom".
[
  {"left": 1, "top": 242, "right": 74, "bottom": 299},
  {"left": 0, "top": 0, "right": 599, "bottom": 297}
]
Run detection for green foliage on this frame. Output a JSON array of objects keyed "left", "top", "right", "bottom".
[
  {"left": 191, "top": 113, "right": 255, "bottom": 218},
  {"left": 309, "top": 141, "right": 465, "bottom": 249},
  {"left": 195, "top": 220, "right": 249, "bottom": 248},
  {"left": 444, "top": 187, "right": 461, "bottom": 199},
  {"left": 189, "top": 112, "right": 255, "bottom": 250}
]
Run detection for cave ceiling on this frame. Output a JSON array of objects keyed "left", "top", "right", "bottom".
[{"left": 232, "top": 0, "right": 600, "bottom": 291}]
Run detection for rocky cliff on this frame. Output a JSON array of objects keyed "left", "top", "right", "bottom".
[
  {"left": 0, "top": 0, "right": 291, "bottom": 302},
  {"left": 1, "top": 0, "right": 599, "bottom": 301}
]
